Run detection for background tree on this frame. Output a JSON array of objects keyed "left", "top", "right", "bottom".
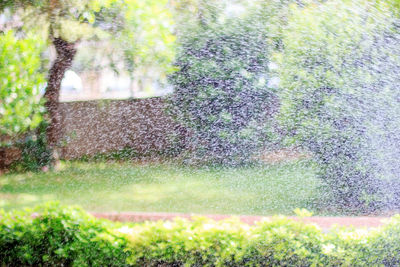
[
  {"left": 117, "top": 0, "right": 176, "bottom": 90},
  {"left": 168, "top": 13, "right": 275, "bottom": 165},
  {"left": 171, "top": 0, "right": 226, "bottom": 31},
  {"left": 278, "top": 0, "right": 400, "bottom": 212},
  {"left": 1, "top": 0, "right": 176, "bottom": 164},
  {"left": 1, "top": 0, "right": 121, "bottom": 162},
  {"left": 72, "top": 0, "right": 176, "bottom": 94}
]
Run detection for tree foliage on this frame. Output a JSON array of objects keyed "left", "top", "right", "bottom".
[
  {"left": 279, "top": 0, "right": 400, "bottom": 212},
  {"left": 169, "top": 15, "right": 274, "bottom": 165},
  {"left": 116, "top": 0, "right": 176, "bottom": 81}
]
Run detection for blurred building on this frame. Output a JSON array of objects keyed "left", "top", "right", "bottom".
[{"left": 60, "top": 68, "right": 173, "bottom": 102}]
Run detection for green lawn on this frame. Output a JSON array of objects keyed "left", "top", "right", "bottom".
[{"left": 0, "top": 160, "right": 320, "bottom": 215}]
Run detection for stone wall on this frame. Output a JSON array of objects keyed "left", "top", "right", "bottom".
[
  {"left": 1, "top": 96, "right": 278, "bottom": 165},
  {"left": 59, "top": 97, "right": 185, "bottom": 159}
]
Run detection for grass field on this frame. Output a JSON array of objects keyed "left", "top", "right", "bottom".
[{"left": 0, "top": 160, "right": 319, "bottom": 215}]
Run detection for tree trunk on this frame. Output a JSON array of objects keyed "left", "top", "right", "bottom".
[{"left": 44, "top": 37, "right": 77, "bottom": 162}]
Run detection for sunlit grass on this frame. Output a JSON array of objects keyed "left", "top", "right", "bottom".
[{"left": 0, "top": 160, "right": 319, "bottom": 215}]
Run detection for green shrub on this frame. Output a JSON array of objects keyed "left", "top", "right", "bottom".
[
  {"left": 0, "top": 30, "right": 48, "bottom": 172},
  {"left": 0, "top": 203, "right": 130, "bottom": 266},
  {"left": 11, "top": 121, "right": 52, "bottom": 172},
  {"left": 168, "top": 16, "right": 275, "bottom": 166},
  {"left": 124, "top": 215, "right": 400, "bottom": 267},
  {"left": 0, "top": 30, "right": 45, "bottom": 137},
  {"left": 4, "top": 203, "right": 400, "bottom": 266},
  {"left": 125, "top": 216, "right": 332, "bottom": 267},
  {"left": 125, "top": 217, "right": 249, "bottom": 266}
]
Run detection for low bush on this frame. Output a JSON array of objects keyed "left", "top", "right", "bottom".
[
  {"left": 0, "top": 30, "right": 45, "bottom": 137},
  {"left": 2, "top": 203, "right": 400, "bottom": 266},
  {"left": 124, "top": 215, "right": 400, "bottom": 266},
  {"left": 124, "top": 216, "right": 329, "bottom": 266},
  {"left": 0, "top": 203, "right": 130, "bottom": 266},
  {"left": 12, "top": 121, "right": 52, "bottom": 172}
]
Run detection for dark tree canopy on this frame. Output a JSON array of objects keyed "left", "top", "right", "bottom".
[{"left": 169, "top": 18, "right": 276, "bottom": 165}]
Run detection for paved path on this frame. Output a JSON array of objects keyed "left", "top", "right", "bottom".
[{"left": 91, "top": 212, "right": 389, "bottom": 229}]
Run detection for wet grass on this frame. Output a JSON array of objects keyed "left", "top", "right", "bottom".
[{"left": 0, "top": 160, "right": 319, "bottom": 215}]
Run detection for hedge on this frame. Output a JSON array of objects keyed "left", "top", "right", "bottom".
[
  {"left": 0, "top": 203, "right": 130, "bottom": 266},
  {"left": 1, "top": 203, "right": 400, "bottom": 266}
]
